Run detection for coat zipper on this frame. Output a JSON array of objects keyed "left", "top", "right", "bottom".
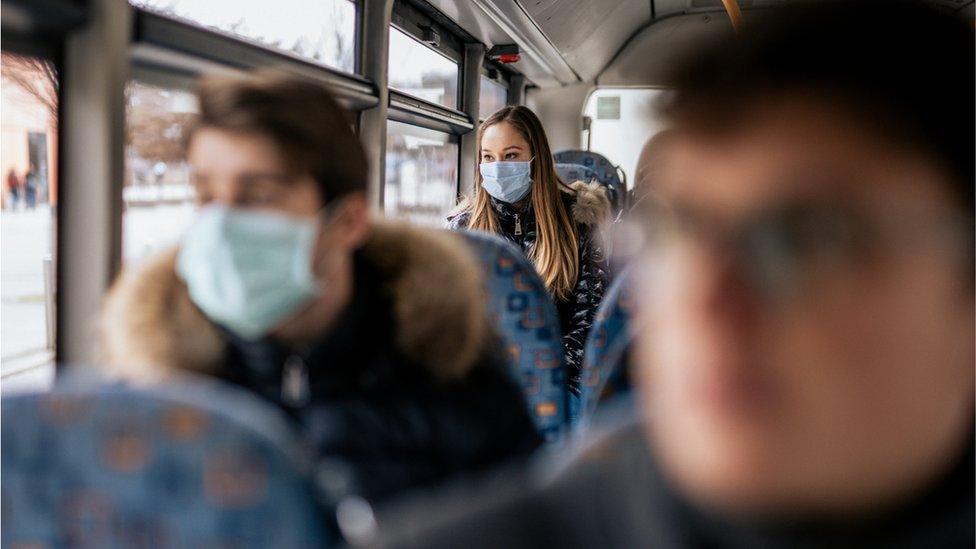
[
  {"left": 514, "top": 213, "right": 522, "bottom": 236},
  {"left": 282, "top": 353, "right": 311, "bottom": 407}
]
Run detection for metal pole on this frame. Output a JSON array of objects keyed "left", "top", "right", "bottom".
[
  {"left": 59, "top": 0, "right": 132, "bottom": 365},
  {"left": 358, "top": 0, "right": 395, "bottom": 212},
  {"left": 43, "top": 253, "right": 55, "bottom": 350},
  {"left": 458, "top": 43, "right": 485, "bottom": 198},
  {"left": 507, "top": 74, "right": 526, "bottom": 106}
]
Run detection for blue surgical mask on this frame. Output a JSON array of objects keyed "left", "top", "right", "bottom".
[
  {"left": 480, "top": 158, "right": 534, "bottom": 203},
  {"left": 176, "top": 205, "right": 322, "bottom": 340}
]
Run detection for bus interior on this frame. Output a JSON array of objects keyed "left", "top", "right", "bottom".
[{"left": 1, "top": 0, "right": 973, "bottom": 547}]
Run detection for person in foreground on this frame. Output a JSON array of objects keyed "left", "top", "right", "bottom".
[
  {"left": 372, "top": 2, "right": 975, "bottom": 547},
  {"left": 447, "top": 106, "right": 611, "bottom": 395},
  {"left": 98, "top": 73, "right": 540, "bottom": 508}
]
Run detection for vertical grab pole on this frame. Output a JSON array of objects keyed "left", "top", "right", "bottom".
[
  {"left": 358, "top": 0, "right": 395, "bottom": 212},
  {"left": 507, "top": 74, "right": 526, "bottom": 106},
  {"left": 458, "top": 43, "right": 485, "bottom": 199},
  {"left": 43, "top": 254, "right": 55, "bottom": 351},
  {"left": 58, "top": 0, "right": 131, "bottom": 367}
]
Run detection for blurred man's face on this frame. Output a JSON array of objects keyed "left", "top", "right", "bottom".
[{"left": 634, "top": 98, "right": 974, "bottom": 517}]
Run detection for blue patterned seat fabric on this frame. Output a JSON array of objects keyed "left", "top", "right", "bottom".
[
  {"left": 553, "top": 150, "right": 627, "bottom": 217},
  {"left": 1, "top": 380, "right": 331, "bottom": 548},
  {"left": 579, "top": 269, "right": 635, "bottom": 426},
  {"left": 457, "top": 230, "right": 568, "bottom": 443}
]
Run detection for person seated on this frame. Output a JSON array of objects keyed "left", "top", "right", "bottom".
[
  {"left": 371, "top": 2, "right": 975, "bottom": 547},
  {"left": 98, "top": 72, "right": 541, "bottom": 508},
  {"left": 447, "top": 106, "right": 612, "bottom": 396},
  {"left": 630, "top": 129, "right": 673, "bottom": 214}
]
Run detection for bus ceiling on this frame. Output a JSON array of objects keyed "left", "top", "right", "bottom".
[
  {"left": 421, "top": 0, "right": 751, "bottom": 90},
  {"left": 430, "top": 0, "right": 970, "bottom": 91}
]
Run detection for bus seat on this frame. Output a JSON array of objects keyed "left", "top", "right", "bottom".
[
  {"left": 579, "top": 270, "right": 635, "bottom": 426},
  {"left": 457, "top": 230, "right": 568, "bottom": 443},
  {"left": 1, "top": 381, "right": 331, "bottom": 548},
  {"left": 553, "top": 150, "right": 627, "bottom": 216},
  {"left": 554, "top": 162, "right": 599, "bottom": 187}
]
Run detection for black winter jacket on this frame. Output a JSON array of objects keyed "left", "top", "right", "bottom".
[
  {"left": 98, "top": 221, "right": 542, "bottom": 507},
  {"left": 447, "top": 182, "right": 612, "bottom": 394}
]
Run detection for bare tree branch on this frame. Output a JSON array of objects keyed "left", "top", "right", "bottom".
[{"left": 1, "top": 53, "right": 59, "bottom": 125}]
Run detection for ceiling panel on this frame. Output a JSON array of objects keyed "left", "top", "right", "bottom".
[
  {"left": 425, "top": 0, "right": 578, "bottom": 87},
  {"left": 521, "top": 0, "right": 651, "bottom": 82},
  {"left": 597, "top": 12, "right": 732, "bottom": 87}
]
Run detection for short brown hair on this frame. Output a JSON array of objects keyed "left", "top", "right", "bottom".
[{"left": 190, "top": 71, "right": 367, "bottom": 202}]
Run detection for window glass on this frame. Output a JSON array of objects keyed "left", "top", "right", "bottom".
[
  {"left": 124, "top": 81, "right": 198, "bottom": 264},
  {"left": 385, "top": 121, "right": 458, "bottom": 227},
  {"left": 131, "top": 0, "right": 357, "bottom": 73},
  {"left": 479, "top": 75, "right": 507, "bottom": 121},
  {"left": 388, "top": 26, "right": 458, "bottom": 110},
  {"left": 582, "top": 88, "right": 668, "bottom": 189},
  {"left": 1, "top": 53, "right": 58, "bottom": 391}
]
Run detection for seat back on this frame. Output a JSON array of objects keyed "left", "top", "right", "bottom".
[
  {"left": 457, "top": 230, "right": 568, "bottom": 443},
  {"left": 553, "top": 163, "right": 599, "bottom": 187},
  {"left": 579, "top": 270, "right": 635, "bottom": 425},
  {"left": 1, "top": 381, "right": 330, "bottom": 548},
  {"left": 553, "top": 150, "right": 626, "bottom": 216}
]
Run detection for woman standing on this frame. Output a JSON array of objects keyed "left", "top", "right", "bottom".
[{"left": 448, "top": 106, "right": 611, "bottom": 395}]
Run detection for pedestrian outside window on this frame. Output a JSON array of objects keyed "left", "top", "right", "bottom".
[{"left": 1, "top": 52, "right": 59, "bottom": 391}]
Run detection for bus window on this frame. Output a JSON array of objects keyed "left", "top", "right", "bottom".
[
  {"left": 479, "top": 75, "right": 507, "bottom": 122},
  {"left": 130, "top": 0, "right": 357, "bottom": 73},
  {"left": 385, "top": 121, "right": 459, "bottom": 227},
  {"left": 1, "top": 53, "right": 58, "bottom": 389},
  {"left": 123, "top": 82, "right": 198, "bottom": 264},
  {"left": 388, "top": 26, "right": 459, "bottom": 110},
  {"left": 582, "top": 88, "right": 667, "bottom": 189}
]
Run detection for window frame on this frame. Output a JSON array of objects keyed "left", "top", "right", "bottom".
[
  {"left": 383, "top": 118, "right": 461, "bottom": 226},
  {"left": 130, "top": 5, "right": 377, "bottom": 111},
  {"left": 477, "top": 63, "right": 509, "bottom": 122},
  {"left": 387, "top": 24, "right": 462, "bottom": 113},
  {"left": 4, "top": 0, "right": 537, "bottom": 371},
  {"left": 0, "top": 0, "right": 78, "bottom": 375}
]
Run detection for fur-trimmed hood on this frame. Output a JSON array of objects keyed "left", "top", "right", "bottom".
[
  {"left": 563, "top": 180, "right": 612, "bottom": 229},
  {"left": 98, "top": 220, "right": 489, "bottom": 383}
]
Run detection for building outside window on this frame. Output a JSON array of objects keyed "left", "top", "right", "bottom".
[{"left": 1, "top": 53, "right": 59, "bottom": 390}]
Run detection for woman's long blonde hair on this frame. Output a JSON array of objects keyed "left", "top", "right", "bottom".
[{"left": 466, "top": 106, "right": 579, "bottom": 301}]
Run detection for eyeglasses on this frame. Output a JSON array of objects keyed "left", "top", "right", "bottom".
[{"left": 631, "top": 199, "right": 973, "bottom": 300}]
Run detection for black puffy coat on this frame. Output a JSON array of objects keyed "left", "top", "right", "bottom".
[
  {"left": 447, "top": 182, "right": 612, "bottom": 394},
  {"left": 98, "top": 221, "right": 542, "bottom": 507}
]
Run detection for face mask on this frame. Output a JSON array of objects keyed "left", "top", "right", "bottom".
[
  {"left": 480, "top": 158, "right": 533, "bottom": 203},
  {"left": 176, "top": 204, "right": 323, "bottom": 340}
]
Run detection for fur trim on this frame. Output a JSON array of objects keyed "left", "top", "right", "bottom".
[
  {"left": 357, "top": 220, "right": 487, "bottom": 381},
  {"left": 567, "top": 180, "right": 611, "bottom": 227},
  {"left": 98, "top": 249, "right": 225, "bottom": 383},
  {"left": 97, "top": 220, "right": 487, "bottom": 382}
]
